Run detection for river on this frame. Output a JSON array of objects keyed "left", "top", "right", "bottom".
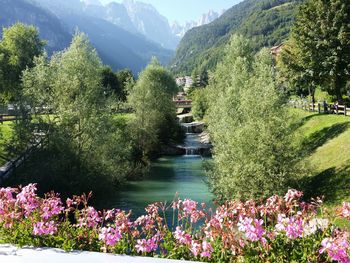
[{"left": 105, "top": 155, "right": 213, "bottom": 219}]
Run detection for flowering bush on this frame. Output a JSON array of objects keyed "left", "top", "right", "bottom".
[{"left": 0, "top": 184, "right": 350, "bottom": 262}]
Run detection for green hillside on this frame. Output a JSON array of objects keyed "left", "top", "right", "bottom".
[
  {"left": 171, "top": 0, "right": 303, "bottom": 75},
  {"left": 298, "top": 112, "right": 350, "bottom": 206}
]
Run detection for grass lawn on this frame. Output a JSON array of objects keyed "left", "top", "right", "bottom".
[
  {"left": 0, "top": 122, "right": 13, "bottom": 165},
  {"left": 293, "top": 110, "right": 350, "bottom": 229},
  {"left": 296, "top": 110, "right": 350, "bottom": 207}
]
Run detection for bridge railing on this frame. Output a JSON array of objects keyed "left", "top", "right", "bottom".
[
  {"left": 290, "top": 100, "right": 350, "bottom": 116},
  {"left": 174, "top": 100, "right": 193, "bottom": 108}
]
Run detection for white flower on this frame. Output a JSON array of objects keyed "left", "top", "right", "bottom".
[{"left": 303, "top": 218, "right": 329, "bottom": 237}]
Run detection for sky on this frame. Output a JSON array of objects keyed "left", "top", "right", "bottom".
[{"left": 99, "top": 0, "right": 243, "bottom": 23}]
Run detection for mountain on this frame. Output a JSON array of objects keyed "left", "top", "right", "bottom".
[
  {"left": 198, "top": 10, "right": 219, "bottom": 26},
  {"left": 104, "top": 2, "right": 138, "bottom": 33},
  {"left": 171, "top": 10, "right": 220, "bottom": 39},
  {"left": 26, "top": 0, "right": 173, "bottom": 73},
  {"left": 171, "top": 0, "right": 304, "bottom": 75},
  {"left": 0, "top": 0, "right": 71, "bottom": 54},
  {"left": 122, "top": 0, "right": 178, "bottom": 50}
]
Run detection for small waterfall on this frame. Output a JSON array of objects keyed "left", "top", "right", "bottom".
[
  {"left": 185, "top": 147, "right": 200, "bottom": 156},
  {"left": 178, "top": 120, "right": 209, "bottom": 157},
  {"left": 183, "top": 133, "right": 202, "bottom": 156}
]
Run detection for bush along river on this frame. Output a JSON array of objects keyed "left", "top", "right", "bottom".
[{"left": 103, "top": 115, "right": 214, "bottom": 224}]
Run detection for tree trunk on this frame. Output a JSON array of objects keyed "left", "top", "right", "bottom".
[
  {"left": 308, "top": 85, "right": 316, "bottom": 110},
  {"left": 335, "top": 76, "right": 344, "bottom": 103}
]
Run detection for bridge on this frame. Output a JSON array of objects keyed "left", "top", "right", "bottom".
[
  {"left": 0, "top": 114, "right": 21, "bottom": 123},
  {"left": 174, "top": 100, "right": 192, "bottom": 109}
]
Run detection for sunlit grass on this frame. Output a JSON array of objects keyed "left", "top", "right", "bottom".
[
  {"left": 296, "top": 110, "right": 350, "bottom": 207},
  {"left": 0, "top": 122, "right": 13, "bottom": 165}
]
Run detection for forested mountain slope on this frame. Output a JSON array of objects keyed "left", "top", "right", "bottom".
[{"left": 172, "top": 0, "right": 303, "bottom": 75}]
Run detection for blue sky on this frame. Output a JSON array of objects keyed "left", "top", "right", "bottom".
[{"left": 99, "top": 0, "right": 243, "bottom": 23}]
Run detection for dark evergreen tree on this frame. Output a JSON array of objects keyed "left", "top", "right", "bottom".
[{"left": 282, "top": 0, "right": 350, "bottom": 101}]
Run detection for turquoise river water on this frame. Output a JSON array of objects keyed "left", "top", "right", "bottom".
[{"left": 107, "top": 156, "right": 214, "bottom": 219}]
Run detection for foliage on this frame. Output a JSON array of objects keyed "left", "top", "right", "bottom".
[
  {"left": 206, "top": 35, "right": 307, "bottom": 200},
  {"left": 17, "top": 32, "right": 137, "bottom": 198},
  {"left": 191, "top": 69, "right": 209, "bottom": 88},
  {"left": 191, "top": 88, "right": 209, "bottom": 121},
  {"left": 2, "top": 184, "right": 350, "bottom": 262},
  {"left": 100, "top": 67, "right": 134, "bottom": 103},
  {"left": 115, "top": 69, "right": 135, "bottom": 98},
  {"left": 128, "top": 58, "right": 180, "bottom": 159},
  {"left": 171, "top": 0, "right": 303, "bottom": 75},
  {"left": 0, "top": 23, "right": 45, "bottom": 103},
  {"left": 278, "top": 0, "right": 350, "bottom": 101}
]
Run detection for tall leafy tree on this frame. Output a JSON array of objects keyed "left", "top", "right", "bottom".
[
  {"left": 277, "top": 39, "right": 320, "bottom": 102},
  {"left": 116, "top": 69, "right": 135, "bottom": 100},
  {"left": 279, "top": 0, "right": 350, "bottom": 101},
  {"left": 21, "top": 33, "right": 133, "bottom": 197},
  {"left": 207, "top": 35, "right": 305, "bottom": 200},
  {"left": 0, "top": 23, "right": 45, "bottom": 102},
  {"left": 101, "top": 66, "right": 121, "bottom": 98},
  {"left": 129, "top": 58, "right": 179, "bottom": 159}
]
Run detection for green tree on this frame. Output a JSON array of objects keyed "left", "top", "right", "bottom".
[
  {"left": 192, "top": 88, "right": 208, "bottom": 121},
  {"left": 21, "top": 33, "right": 133, "bottom": 197},
  {"left": 101, "top": 66, "right": 121, "bottom": 97},
  {"left": 116, "top": 69, "right": 135, "bottom": 99},
  {"left": 0, "top": 23, "right": 45, "bottom": 102},
  {"left": 282, "top": 0, "right": 350, "bottom": 101},
  {"left": 128, "top": 58, "right": 179, "bottom": 160},
  {"left": 277, "top": 39, "right": 319, "bottom": 103},
  {"left": 207, "top": 35, "right": 305, "bottom": 201}
]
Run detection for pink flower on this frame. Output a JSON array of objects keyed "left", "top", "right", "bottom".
[
  {"left": 41, "top": 197, "right": 63, "bottom": 219},
  {"left": 33, "top": 221, "right": 57, "bottom": 236},
  {"left": 173, "top": 226, "right": 192, "bottom": 245},
  {"left": 275, "top": 214, "right": 287, "bottom": 232},
  {"left": 183, "top": 199, "right": 197, "bottom": 212},
  {"left": 16, "top": 184, "right": 39, "bottom": 217},
  {"left": 78, "top": 207, "right": 101, "bottom": 228},
  {"left": 238, "top": 216, "right": 266, "bottom": 242},
  {"left": 99, "top": 227, "right": 122, "bottom": 247},
  {"left": 178, "top": 199, "right": 204, "bottom": 223},
  {"left": 87, "top": 207, "right": 100, "bottom": 227},
  {"left": 66, "top": 198, "right": 73, "bottom": 208},
  {"left": 145, "top": 203, "right": 159, "bottom": 216},
  {"left": 285, "top": 217, "right": 303, "bottom": 239},
  {"left": 275, "top": 214, "right": 303, "bottom": 239},
  {"left": 0, "top": 187, "right": 16, "bottom": 218},
  {"left": 284, "top": 189, "right": 303, "bottom": 203},
  {"left": 104, "top": 209, "right": 115, "bottom": 220},
  {"left": 320, "top": 237, "right": 350, "bottom": 263},
  {"left": 190, "top": 240, "right": 201, "bottom": 257},
  {"left": 338, "top": 202, "right": 350, "bottom": 220},
  {"left": 200, "top": 240, "right": 213, "bottom": 258},
  {"left": 0, "top": 187, "right": 16, "bottom": 201},
  {"left": 135, "top": 236, "right": 158, "bottom": 253}
]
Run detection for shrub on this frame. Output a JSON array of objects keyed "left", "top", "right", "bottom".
[{"left": 0, "top": 184, "right": 349, "bottom": 262}]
